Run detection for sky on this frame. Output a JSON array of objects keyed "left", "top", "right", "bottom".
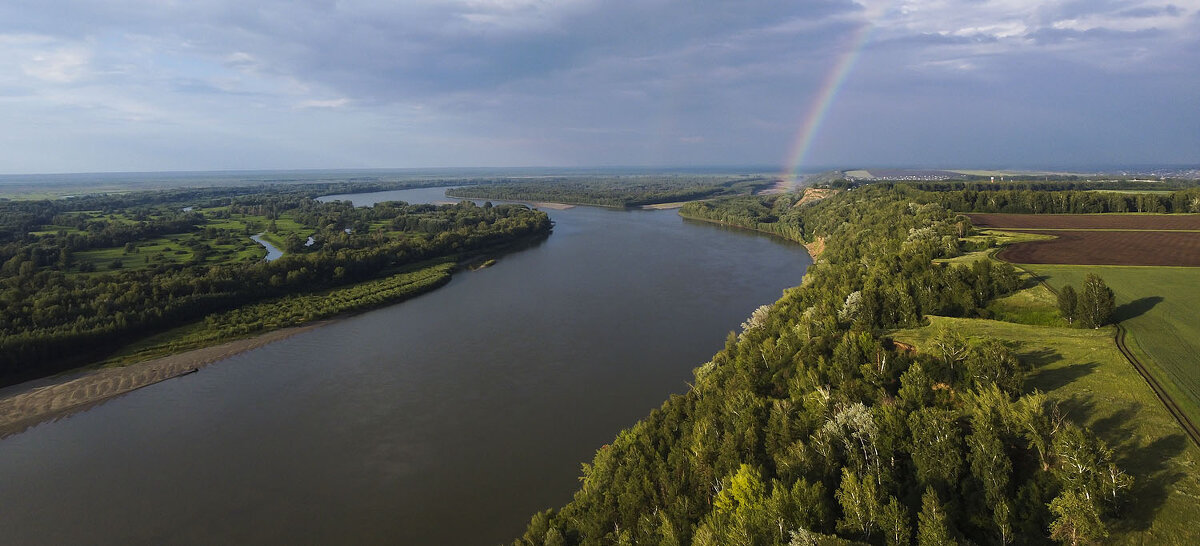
[{"left": 1, "top": 0, "right": 1197, "bottom": 174}]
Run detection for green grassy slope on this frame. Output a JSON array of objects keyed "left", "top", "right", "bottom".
[{"left": 1024, "top": 265, "right": 1200, "bottom": 430}]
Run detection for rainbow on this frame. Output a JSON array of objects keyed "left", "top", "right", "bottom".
[{"left": 781, "top": 21, "right": 876, "bottom": 185}]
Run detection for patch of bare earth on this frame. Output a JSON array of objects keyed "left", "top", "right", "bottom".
[
  {"left": 795, "top": 188, "right": 838, "bottom": 207},
  {"left": 804, "top": 236, "right": 826, "bottom": 258}
]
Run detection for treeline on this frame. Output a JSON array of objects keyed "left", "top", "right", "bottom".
[
  {"left": 516, "top": 186, "right": 1128, "bottom": 545},
  {"left": 0, "top": 177, "right": 501, "bottom": 246},
  {"left": 447, "top": 176, "right": 772, "bottom": 208},
  {"left": 114, "top": 263, "right": 457, "bottom": 363},
  {"left": 0, "top": 197, "right": 550, "bottom": 383},
  {"left": 680, "top": 192, "right": 806, "bottom": 241},
  {"left": 906, "top": 179, "right": 1199, "bottom": 193},
  {"left": 903, "top": 184, "right": 1200, "bottom": 214}
]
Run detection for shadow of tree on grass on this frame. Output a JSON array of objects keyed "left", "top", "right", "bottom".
[
  {"left": 1111, "top": 432, "right": 1190, "bottom": 533},
  {"left": 1113, "top": 296, "right": 1163, "bottom": 322}
]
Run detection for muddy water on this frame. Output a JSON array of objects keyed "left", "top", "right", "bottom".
[{"left": 0, "top": 187, "right": 811, "bottom": 545}]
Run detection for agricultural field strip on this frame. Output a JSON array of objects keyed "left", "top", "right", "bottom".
[
  {"left": 967, "top": 212, "right": 1200, "bottom": 230},
  {"left": 980, "top": 227, "right": 1200, "bottom": 232},
  {"left": 996, "top": 231, "right": 1200, "bottom": 267}
]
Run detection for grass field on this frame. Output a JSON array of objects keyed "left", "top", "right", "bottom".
[
  {"left": 74, "top": 232, "right": 267, "bottom": 271},
  {"left": 985, "top": 279, "right": 1067, "bottom": 326},
  {"left": 1022, "top": 264, "right": 1200, "bottom": 430},
  {"left": 64, "top": 209, "right": 322, "bottom": 272},
  {"left": 894, "top": 315, "right": 1200, "bottom": 543},
  {"left": 936, "top": 229, "right": 1056, "bottom": 265}
]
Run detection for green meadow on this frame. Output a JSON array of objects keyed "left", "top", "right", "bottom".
[{"left": 1022, "top": 264, "right": 1200, "bottom": 430}]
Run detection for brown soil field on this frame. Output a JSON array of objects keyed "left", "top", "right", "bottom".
[
  {"left": 996, "top": 230, "right": 1200, "bottom": 266},
  {"left": 968, "top": 213, "right": 1200, "bottom": 230}
]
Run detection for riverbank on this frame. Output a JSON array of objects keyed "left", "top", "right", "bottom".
[
  {"left": 0, "top": 322, "right": 329, "bottom": 438},
  {"left": 0, "top": 231, "right": 550, "bottom": 437}
]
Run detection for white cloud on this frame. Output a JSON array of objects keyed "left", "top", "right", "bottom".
[
  {"left": 296, "top": 98, "right": 350, "bottom": 109},
  {"left": 0, "top": 34, "right": 93, "bottom": 85}
]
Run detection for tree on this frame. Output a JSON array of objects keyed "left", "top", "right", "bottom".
[
  {"left": 1057, "top": 285, "right": 1078, "bottom": 325},
  {"left": 917, "top": 487, "right": 955, "bottom": 546},
  {"left": 1048, "top": 490, "right": 1107, "bottom": 545},
  {"left": 908, "top": 408, "right": 963, "bottom": 487},
  {"left": 1077, "top": 274, "right": 1114, "bottom": 329},
  {"left": 836, "top": 468, "right": 878, "bottom": 540},
  {"left": 930, "top": 326, "right": 970, "bottom": 373},
  {"left": 877, "top": 495, "right": 912, "bottom": 546}
]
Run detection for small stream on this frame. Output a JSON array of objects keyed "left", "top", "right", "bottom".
[{"left": 250, "top": 232, "right": 284, "bottom": 261}]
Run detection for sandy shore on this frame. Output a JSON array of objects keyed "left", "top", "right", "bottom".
[
  {"left": 640, "top": 201, "right": 690, "bottom": 210},
  {"left": 531, "top": 201, "right": 575, "bottom": 210},
  {"left": 0, "top": 322, "right": 330, "bottom": 438}
]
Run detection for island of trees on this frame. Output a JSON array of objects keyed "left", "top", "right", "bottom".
[{"left": 446, "top": 175, "right": 773, "bottom": 208}]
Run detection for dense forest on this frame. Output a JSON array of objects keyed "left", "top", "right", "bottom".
[
  {"left": 916, "top": 186, "right": 1200, "bottom": 214},
  {"left": 446, "top": 176, "right": 773, "bottom": 208},
  {"left": 0, "top": 185, "right": 550, "bottom": 383},
  {"left": 517, "top": 186, "right": 1130, "bottom": 545},
  {"left": 679, "top": 184, "right": 1200, "bottom": 242}
]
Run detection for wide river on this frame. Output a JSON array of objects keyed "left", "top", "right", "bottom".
[{"left": 0, "top": 187, "right": 811, "bottom": 545}]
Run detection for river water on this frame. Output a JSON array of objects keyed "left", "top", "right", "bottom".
[
  {"left": 249, "top": 233, "right": 284, "bottom": 261},
  {"left": 0, "top": 187, "right": 811, "bottom": 545}
]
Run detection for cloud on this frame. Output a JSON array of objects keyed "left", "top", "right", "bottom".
[
  {"left": 296, "top": 98, "right": 350, "bottom": 109},
  {"left": 0, "top": 0, "right": 1196, "bottom": 173}
]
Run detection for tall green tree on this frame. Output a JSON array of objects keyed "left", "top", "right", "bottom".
[
  {"left": 1048, "top": 490, "right": 1107, "bottom": 545},
  {"left": 917, "top": 487, "right": 955, "bottom": 546},
  {"left": 1077, "top": 274, "right": 1115, "bottom": 329},
  {"left": 1057, "top": 284, "right": 1078, "bottom": 325}
]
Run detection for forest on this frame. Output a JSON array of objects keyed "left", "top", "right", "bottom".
[
  {"left": 0, "top": 184, "right": 551, "bottom": 383},
  {"left": 517, "top": 185, "right": 1135, "bottom": 545},
  {"left": 446, "top": 175, "right": 773, "bottom": 208}
]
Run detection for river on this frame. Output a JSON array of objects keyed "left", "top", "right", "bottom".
[
  {"left": 250, "top": 233, "right": 284, "bottom": 261},
  {"left": 0, "top": 186, "right": 811, "bottom": 545}
]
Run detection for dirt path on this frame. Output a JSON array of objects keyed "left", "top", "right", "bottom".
[{"left": 0, "top": 322, "right": 330, "bottom": 438}]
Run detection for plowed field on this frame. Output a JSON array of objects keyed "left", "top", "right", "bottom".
[
  {"left": 996, "top": 230, "right": 1200, "bottom": 266},
  {"left": 969, "top": 213, "right": 1200, "bottom": 266},
  {"left": 968, "top": 213, "right": 1200, "bottom": 231}
]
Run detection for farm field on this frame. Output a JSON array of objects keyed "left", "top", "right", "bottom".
[
  {"left": 998, "top": 230, "right": 1200, "bottom": 266},
  {"left": 894, "top": 315, "right": 1200, "bottom": 543},
  {"left": 969, "top": 212, "right": 1200, "bottom": 266},
  {"left": 968, "top": 212, "right": 1200, "bottom": 230},
  {"left": 1025, "top": 265, "right": 1200, "bottom": 432}
]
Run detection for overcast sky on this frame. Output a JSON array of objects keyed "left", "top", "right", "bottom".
[{"left": 1, "top": 0, "right": 1197, "bottom": 174}]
